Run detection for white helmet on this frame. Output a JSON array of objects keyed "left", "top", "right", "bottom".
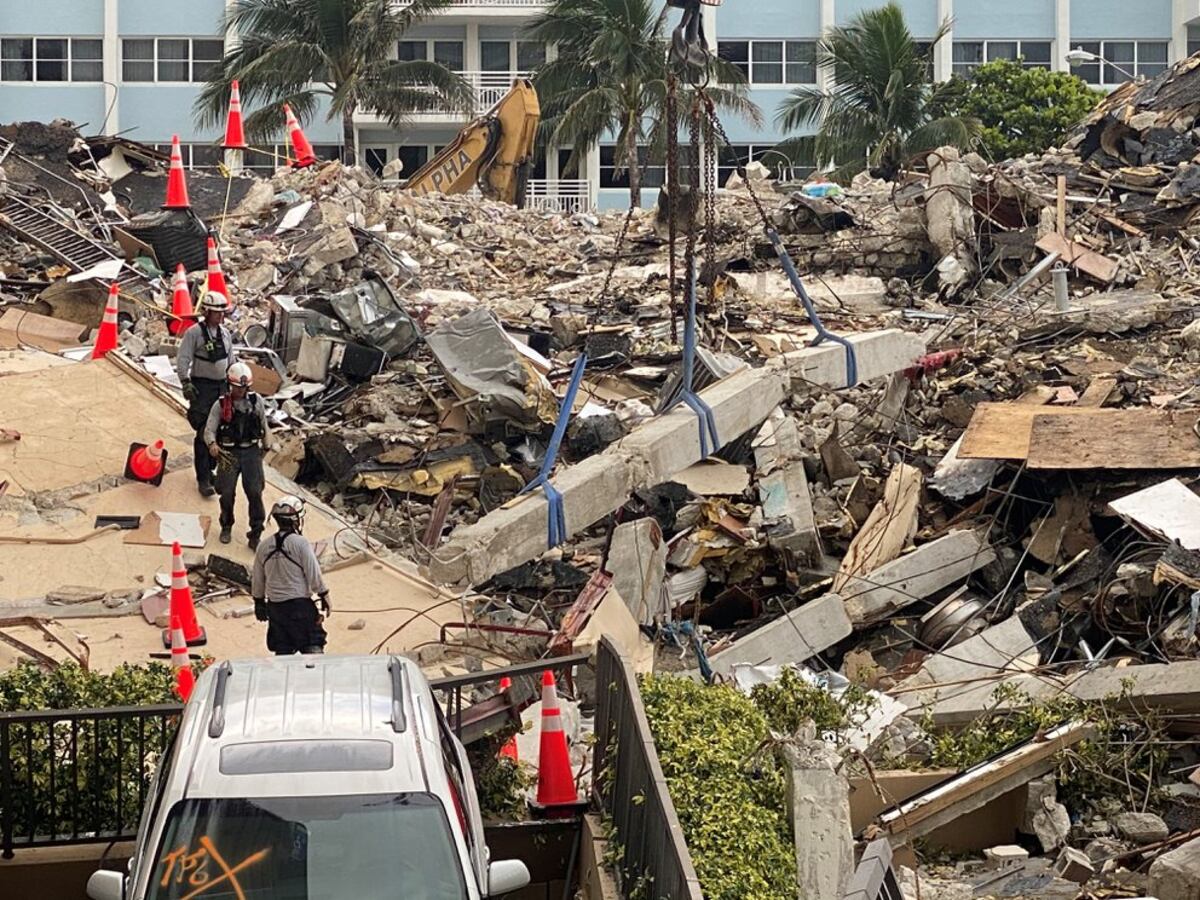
[
  {"left": 271, "top": 495, "right": 305, "bottom": 531},
  {"left": 201, "top": 291, "right": 229, "bottom": 313},
  {"left": 226, "top": 361, "right": 253, "bottom": 388}
]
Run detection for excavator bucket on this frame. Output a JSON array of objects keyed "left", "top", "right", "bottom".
[{"left": 403, "top": 79, "right": 540, "bottom": 208}]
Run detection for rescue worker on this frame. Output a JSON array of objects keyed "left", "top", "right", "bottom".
[
  {"left": 176, "top": 291, "right": 236, "bottom": 497},
  {"left": 203, "top": 362, "right": 270, "bottom": 547},
  {"left": 251, "top": 496, "right": 330, "bottom": 655}
]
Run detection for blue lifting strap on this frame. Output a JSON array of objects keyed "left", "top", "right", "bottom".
[
  {"left": 765, "top": 227, "right": 858, "bottom": 388},
  {"left": 519, "top": 353, "right": 588, "bottom": 549},
  {"left": 663, "top": 259, "right": 721, "bottom": 458}
]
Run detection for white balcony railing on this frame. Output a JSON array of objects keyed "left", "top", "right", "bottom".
[
  {"left": 462, "top": 70, "right": 531, "bottom": 111},
  {"left": 526, "top": 179, "right": 591, "bottom": 214},
  {"left": 396, "top": 0, "right": 545, "bottom": 6}
]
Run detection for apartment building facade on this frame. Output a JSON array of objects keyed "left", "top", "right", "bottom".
[{"left": 2, "top": 0, "right": 1200, "bottom": 211}]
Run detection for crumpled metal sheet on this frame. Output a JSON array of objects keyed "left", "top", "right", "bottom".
[{"left": 426, "top": 307, "right": 557, "bottom": 433}]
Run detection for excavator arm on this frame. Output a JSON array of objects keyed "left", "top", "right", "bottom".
[{"left": 403, "top": 79, "right": 540, "bottom": 207}]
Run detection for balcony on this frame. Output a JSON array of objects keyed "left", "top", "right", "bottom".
[
  {"left": 394, "top": 0, "right": 545, "bottom": 14},
  {"left": 526, "top": 179, "right": 591, "bottom": 214},
  {"left": 354, "top": 71, "right": 530, "bottom": 124}
]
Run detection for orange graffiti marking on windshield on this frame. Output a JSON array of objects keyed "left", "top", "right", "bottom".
[{"left": 158, "top": 835, "right": 269, "bottom": 900}]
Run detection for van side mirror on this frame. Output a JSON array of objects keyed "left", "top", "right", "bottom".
[
  {"left": 86, "top": 870, "right": 125, "bottom": 900},
  {"left": 487, "top": 859, "right": 531, "bottom": 896}
]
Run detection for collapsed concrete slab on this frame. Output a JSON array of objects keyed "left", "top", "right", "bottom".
[
  {"left": 707, "top": 592, "right": 852, "bottom": 677},
  {"left": 428, "top": 329, "right": 924, "bottom": 587},
  {"left": 758, "top": 462, "right": 821, "bottom": 567},
  {"left": 1149, "top": 834, "right": 1200, "bottom": 900},
  {"left": 842, "top": 530, "right": 995, "bottom": 626},
  {"left": 607, "top": 517, "right": 668, "bottom": 624},
  {"left": 784, "top": 738, "right": 854, "bottom": 899}
]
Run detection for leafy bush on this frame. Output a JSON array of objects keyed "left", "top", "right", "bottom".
[
  {"left": 928, "top": 59, "right": 1103, "bottom": 159},
  {"left": 749, "top": 668, "right": 877, "bottom": 741},
  {"left": 0, "top": 662, "right": 186, "bottom": 844},
  {"left": 466, "top": 726, "right": 535, "bottom": 822},
  {"left": 640, "top": 675, "right": 797, "bottom": 900}
]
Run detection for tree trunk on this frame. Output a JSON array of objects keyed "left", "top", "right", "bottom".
[
  {"left": 626, "top": 125, "right": 641, "bottom": 209},
  {"left": 342, "top": 104, "right": 357, "bottom": 166}
]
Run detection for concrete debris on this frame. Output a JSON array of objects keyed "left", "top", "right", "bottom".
[
  {"left": 783, "top": 736, "right": 854, "bottom": 900},
  {"left": 18, "top": 54, "right": 1200, "bottom": 895}
]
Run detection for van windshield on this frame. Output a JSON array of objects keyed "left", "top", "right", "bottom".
[{"left": 146, "top": 793, "right": 470, "bottom": 900}]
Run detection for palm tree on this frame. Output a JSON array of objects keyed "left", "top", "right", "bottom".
[
  {"left": 529, "top": 0, "right": 761, "bottom": 207},
  {"left": 776, "top": 2, "right": 976, "bottom": 181},
  {"left": 194, "top": 0, "right": 473, "bottom": 164}
]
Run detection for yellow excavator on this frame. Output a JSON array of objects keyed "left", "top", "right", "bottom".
[{"left": 404, "top": 78, "right": 540, "bottom": 208}]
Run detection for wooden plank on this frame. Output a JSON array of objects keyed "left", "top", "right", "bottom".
[
  {"left": 833, "top": 463, "right": 921, "bottom": 594},
  {"left": 878, "top": 722, "right": 1092, "bottom": 841},
  {"left": 1077, "top": 377, "right": 1117, "bottom": 407},
  {"left": 1027, "top": 409, "right": 1200, "bottom": 469},
  {"left": 1035, "top": 231, "right": 1118, "bottom": 283},
  {"left": 959, "top": 403, "right": 1097, "bottom": 460}
]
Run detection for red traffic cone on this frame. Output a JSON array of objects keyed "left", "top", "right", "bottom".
[
  {"left": 170, "top": 614, "right": 196, "bottom": 702},
  {"left": 169, "top": 264, "right": 194, "bottom": 336},
  {"left": 223, "top": 80, "right": 248, "bottom": 150},
  {"left": 163, "top": 135, "right": 191, "bottom": 209},
  {"left": 283, "top": 104, "right": 317, "bottom": 168},
  {"left": 124, "top": 439, "right": 168, "bottom": 485},
  {"left": 162, "top": 541, "right": 206, "bottom": 647},
  {"left": 534, "top": 670, "right": 578, "bottom": 806},
  {"left": 90, "top": 283, "right": 120, "bottom": 359},
  {"left": 499, "top": 676, "right": 519, "bottom": 761},
  {"left": 205, "top": 237, "right": 230, "bottom": 304}
]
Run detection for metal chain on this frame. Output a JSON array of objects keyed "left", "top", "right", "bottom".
[
  {"left": 685, "top": 93, "right": 701, "bottom": 283},
  {"left": 702, "top": 100, "right": 717, "bottom": 309},
  {"left": 666, "top": 75, "right": 680, "bottom": 343},
  {"left": 702, "top": 91, "right": 772, "bottom": 233}
]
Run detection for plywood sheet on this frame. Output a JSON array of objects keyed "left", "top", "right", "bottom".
[
  {"left": 1027, "top": 409, "right": 1200, "bottom": 469},
  {"left": 0, "top": 357, "right": 193, "bottom": 495},
  {"left": 959, "top": 403, "right": 1097, "bottom": 460}
]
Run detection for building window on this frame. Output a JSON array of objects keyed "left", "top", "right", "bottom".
[
  {"left": 718, "top": 144, "right": 808, "bottom": 186},
  {"left": 952, "top": 40, "right": 1052, "bottom": 76},
  {"left": 0, "top": 37, "right": 102, "bottom": 82},
  {"left": 481, "top": 41, "right": 511, "bottom": 72},
  {"left": 599, "top": 145, "right": 693, "bottom": 189},
  {"left": 1189, "top": 24, "right": 1200, "bottom": 58},
  {"left": 398, "top": 40, "right": 464, "bottom": 70},
  {"left": 121, "top": 38, "right": 225, "bottom": 82},
  {"left": 717, "top": 40, "right": 816, "bottom": 84},
  {"left": 1070, "top": 40, "right": 1169, "bottom": 84},
  {"left": 397, "top": 145, "right": 430, "bottom": 175}
]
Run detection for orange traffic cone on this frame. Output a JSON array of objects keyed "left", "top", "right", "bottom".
[
  {"left": 205, "top": 237, "right": 230, "bottom": 304},
  {"left": 124, "top": 439, "right": 167, "bottom": 485},
  {"left": 162, "top": 541, "right": 206, "bottom": 648},
  {"left": 163, "top": 135, "right": 191, "bottom": 209},
  {"left": 170, "top": 614, "right": 196, "bottom": 702},
  {"left": 223, "top": 80, "right": 248, "bottom": 150},
  {"left": 90, "top": 282, "right": 120, "bottom": 359},
  {"left": 283, "top": 104, "right": 317, "bottom": 168},
  {"left": 534, "top": 670, "right": 578, "bottom": 807},
  {"left": 499, "top": 676, "right": 519, "bottom": 761},
  {"left": 169, "top": 264, "right": 194, "bottom": 336}
]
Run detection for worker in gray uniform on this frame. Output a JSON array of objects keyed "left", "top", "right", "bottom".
[
  {"left": 251, "top": 495, "right": 330, "bottom": 655},
  {"left": 203, "top": 362, "right": 270, "bottom": 547},
  {"left": 177, "top": 291, "right": 236, "bottom": 497}
]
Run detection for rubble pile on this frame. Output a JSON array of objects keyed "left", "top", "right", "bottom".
[{"left": 14, "top": 52, "right": 1200, "bottom": 898}]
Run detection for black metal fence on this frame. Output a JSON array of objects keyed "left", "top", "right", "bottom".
[
  {"left": 593, "top": 637, "right": 704, "bottom": 900},
  {"left": 0, "top": 704, "right": 181, "bottom": 859}
]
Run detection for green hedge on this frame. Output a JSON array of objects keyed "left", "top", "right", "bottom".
[{"left": 0, "top": 662, "right": 184, "bottom": 844}]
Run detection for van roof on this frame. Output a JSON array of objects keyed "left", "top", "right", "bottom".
[{"left": 170, "top": 655, "right": 449, "bottom": 799}]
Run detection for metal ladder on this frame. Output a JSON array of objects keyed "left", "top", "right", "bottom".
[{"left": 0, "top": 194, "right": 145, "bottom": 291}]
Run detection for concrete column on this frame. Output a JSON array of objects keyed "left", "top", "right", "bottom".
[
  {"left": 586, "top": 140, "right": 600, "bottom": 208},
  {"left": 466, "top": 22, "right": 480, "bottom": 71},
  {"left": 223, "top": 0, "right": 241, "bottom": 171},
  {"left": 784, "top": 738, "right": 854, "bottom": 900},
  {"left": 934, "top": 0, "right": 953, "bottom": 82},
  {"left": 1055, "top": 0, "right": 1072, "bottom": 72},
  {"left": 1173, "top": 0, "right": 1195, "bottom": 65},
  {"left": 102, "top": 0, "right": 119, "bottom": 134},
  {"left": 818, "top": 0, "right": 835, "bottom": 92}
]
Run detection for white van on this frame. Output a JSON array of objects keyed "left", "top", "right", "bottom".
[{"left": 87, "top": 655, "right": 531, "bottom": 900}]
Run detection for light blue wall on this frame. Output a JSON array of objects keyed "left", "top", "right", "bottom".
[
  {"left": 837, "top": 0, "right": 939, "bottom": 35},
  {"left": 6, "top": 0, "right": 102, "bottom": 34},
  {"left": 718, "top": 0, "right": 820, "bottom": 37},
  {"left": 116, "top": 88, "right": 340, "bottom": 143},
  {"left": 725, "top": 88, "right": 793, "bottom": 144},
  {"left": 0, "top": 86, "right": 107, "bottom": 130},
  {"left": 953, "top": 1, "right": 1055, "bottom": 39},
  {"left": 598, "top": 187, "right": 659, "bottom": 211},
  {"left": 1070, "top": 0, "right": 1173, "bottom": 39},
  {"left": 119, "top": 0, "right": 226, "bottom": 35}
]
